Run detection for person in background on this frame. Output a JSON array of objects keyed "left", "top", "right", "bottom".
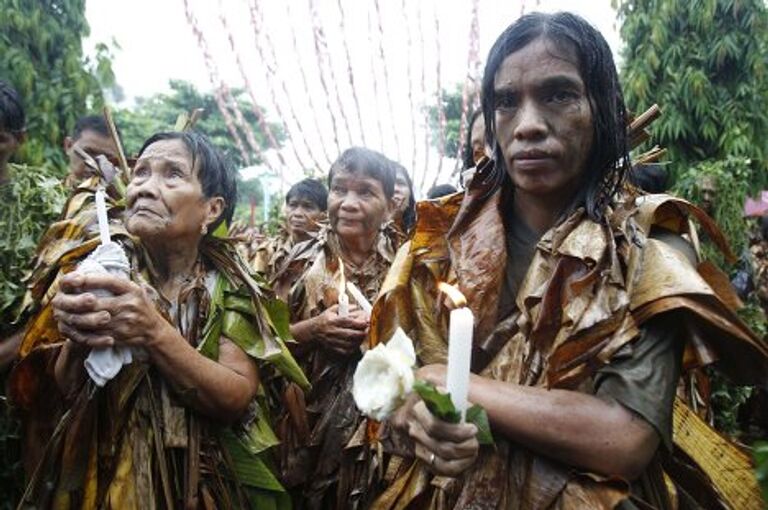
[
  {"left": 426, "top": 183, "right": 458, "bottom": 199},
  {"left": 461, "top": 110, "right": 493, "bottom": 189},
  {"left": 272, "top": 147, "right": 395, "bottom": 509},
  {"left": 386, "top": 161, "right": 416, "bottom": 248},
  {"left": 63, "top": 114, "right": 120, "bottom": 187},
  {"left": 252, "top": 178, "right": 328, "bottom": 280}
]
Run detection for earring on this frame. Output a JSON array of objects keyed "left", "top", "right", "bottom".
[{"left": 201, "top": 224, "right": 208, "bottom": 236}]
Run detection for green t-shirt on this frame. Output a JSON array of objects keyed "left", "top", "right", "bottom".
[{"left": 0, "top": 163, "right": 66, "bottom": 333}]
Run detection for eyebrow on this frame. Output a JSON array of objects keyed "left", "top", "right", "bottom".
[{"left": 495, "top": 73, "right": 584, "bottom": 93}]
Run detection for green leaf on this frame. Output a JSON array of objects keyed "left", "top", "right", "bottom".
[
  {"left": 218, "top": 429, "right": 285, "bottom": 492},
  {"left": 466, "top": 404, "right": 494, "bottom": 445},
  {"left": 412, "top": 379, "right": 461, "bottom": 424}
]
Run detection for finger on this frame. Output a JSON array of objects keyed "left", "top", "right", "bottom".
[
  {"left": 413, "top": 401, "right": 478, "bottom": 442},
  {"left": 327, "top": 327, "right": 367, "bottom": 342},
  {"left": 57, "top": 322, "right": 114, "bottom": 348},
  {"left": 52, "top": 292, "right": 100, "bottom": 314},
  {"left": 53, "top": 309, "right": 111, "bottom": 331},
  {"left": 68, "top": 273, "right": 134, "bottom": 296},
  {"left": 413, "top": 443, "right": 475, "bottom": 478},
  {"left": 334, "top": 316, "right": 369, "bottom": 330},
  {"left": 408, "top": 416, "right": 479, "bottom": 461}
]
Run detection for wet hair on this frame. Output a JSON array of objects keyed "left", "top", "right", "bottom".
[
  {"left": 327, "top": 147, "right": 395, "bottom": 200},
  {"left": 630, "top": 163, "right": 668, "bottom": 194},
  {"left": 463, "top": 110, "right": 484, "bottom": 170},
  {"left": 72, "top": 114, "right": 117, "bottom": 141},
  {"left": 390, "top": 161, "right": 416, "bottom": 232},
  {"left": 138, "top": 131, "right": 237, "bottom": 231},
  {"left": 427, "top": 184, "right": 458, "bottom": 199},
  {"left": 481, "top": 12, "right": 630, "bottom": 221},
  {"left": 0, "top": 80, "right": 25, "bottom": 134},
  {"left": 286, "top": 178, "right": 328, "bottom": 211}
]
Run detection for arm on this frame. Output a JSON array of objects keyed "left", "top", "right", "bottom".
[{"left": 52, "top": 272, "right": 259, "bottom": 423}]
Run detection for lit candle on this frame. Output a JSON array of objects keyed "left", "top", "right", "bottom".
[
  {"left": 438, "top": 282, "right": 474, "bottom": 420},
  {"left": 337, "top": 258, "right": 349, "bottom": 317},
  {"left": 346, "top": 281, "right": 372, "bottom": 314},
  {"left": 94, "top": 186, "right": 111, "bottom": 245}
]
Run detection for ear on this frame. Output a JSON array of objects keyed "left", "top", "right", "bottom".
[
  {"left": 63, "top": 136, "right": 74, "bottom": 153},
  {"left": 204, "top": 196, "right": 226, "bottom": 229}
]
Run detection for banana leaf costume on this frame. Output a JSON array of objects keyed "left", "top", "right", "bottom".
[
  {"left": 9, "top": 185, "right": 310, "bottom": 509},
  {"left": 252, "top": 227, "right": 295, "bottom": 282},
  {"left": 368, "top": 162, "right": 768, "bottom": 510},
  {"left": 271, "top": 225, "right": 395, "bottom": 509}
]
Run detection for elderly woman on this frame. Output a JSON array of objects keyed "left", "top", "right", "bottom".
[
  {"left": 11, "top": 131, "right": 307, "bottom": 509},
  {"left": 272, "top": 147, "right": 395, "bottom": 509},
  {"left": 369, "top": 12, "right": 767, "bottom": 509},
  {"left": 252, "top": 178, "right": 328, "bottom": 279}
]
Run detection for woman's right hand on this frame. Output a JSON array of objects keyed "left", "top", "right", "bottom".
[{"left": 310, "top": 304, "right": 368, "bottom": 355}]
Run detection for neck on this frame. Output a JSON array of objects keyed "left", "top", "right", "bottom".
[
  {"left": 512, "top": 189, "right": 572, "bottom": 235},
  {"left": 338, "top": 231, "right": 377, "bottom": 266},
  {"left": 144, "top": 238, "right": 201, "bottom": 298}
]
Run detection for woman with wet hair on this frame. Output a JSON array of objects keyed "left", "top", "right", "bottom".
[{"left": 369, "top": 12, "right": 766, "bottom": 509}]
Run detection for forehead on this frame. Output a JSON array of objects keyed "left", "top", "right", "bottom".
[
  {"left": 331, "top": 168, "right": 385, "bottom": 191},
  {"left": 138, "top": 138, "right": 192, "bottom": 165},
  {"left": 493, "top": 37, "right": 583, "bottom": 90},
  {"left": 76, "top": 129, "right": 117, "bottom": 153},
  {"left": 470, "top": 116, "right": 486, "bottom": 138}
]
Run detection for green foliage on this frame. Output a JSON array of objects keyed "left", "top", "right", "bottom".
[
  {"left": 426, "top": 84, "right": 466, "bottom": 157},
  {"left": 412, "top": 380, "right": 493, "bottom": 445},
  {"left": 754, "top": 441, "right": 768, "bottom": 503},
  {"left": 618, "top": 0, "right": 768, "bottom": 189},
  {"left": 0, "top": 164, "right": 66, "bottom": 326},
  {"left": 673, "top": 157, "right": 752, "bottom": 265},
  {"left": 0, "top": 0, "right": 113, "bottom": 171},
  {"left": 116, "top": 80, "right": 282, "bottom": 168}
]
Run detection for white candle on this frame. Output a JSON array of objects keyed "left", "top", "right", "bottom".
[
  {"left": 337, "top": 259, "right": 349, "bottom": 317},
  {"left": 94, "top": 187, "right": 111, "bottom": 245},
  {"left": 346, "top": 282, "right": 372, "bottom": 314},
  {"left": 446, "top": 306, "right": 474, "bottom": 420}
]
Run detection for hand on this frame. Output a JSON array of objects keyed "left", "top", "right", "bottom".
[
  {"left": 406, "top": 400, "right": 479, "bottom": 477},
  {"left": 52, "top": 272, "right": 166, "bottom": 350},
  {"left": 311, "top": 304, "right": 369, "bottom": 355}
]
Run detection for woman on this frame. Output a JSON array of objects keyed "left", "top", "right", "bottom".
[
  {"left": 369, "top": 13, "right": 767, "bottom": 509},
  {"left": 252, "top": 178, "right": 328, "bottom": 279},
  {"left": 388, "top": 161, "right": 416, "bottom": 242},
  {"left": 11, "top": 131, "right": 307, "bottom": 509},
  {"left": 272, "top": 147, "right": 395, "bottom": 509}
]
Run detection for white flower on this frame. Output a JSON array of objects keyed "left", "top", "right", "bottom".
[{"left": 353, "top": 328, "right": 416, "bottom": 421}]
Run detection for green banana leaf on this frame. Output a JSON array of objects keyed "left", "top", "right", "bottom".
[{"left": 219, "top": 429, "right": 285, "bottom": 492}]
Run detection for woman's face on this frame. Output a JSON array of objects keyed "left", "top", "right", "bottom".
[
  {"left": 328, "top": 169, "right": 391, "bottom": 244},
  {"left": 470, "top": 115, "right": 490, "bottom": 165},
  {"left": 493, "top": 37, "right": 593, "bottom": 202},
  {"left": 125, "top": 139, "right": 222, "bottom": 245},
  {"left": 285, "top": 195, "right": 324, "bottom": 242},
  {"left": 392, "top": 169, "right": 411, "bottom": 215}
]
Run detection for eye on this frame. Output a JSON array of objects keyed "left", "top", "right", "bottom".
[
  {"left": 133, "top": 165, "right": 149, "bottom": 178},
  {"left": 331, "top": 185, "right": 345, "bottom": 194},
  {"left": 549, "top": 89, "right": 579, "bottom": 103},
  {"left": 495, "top": 91, "right": 518, "bottom": 110}
]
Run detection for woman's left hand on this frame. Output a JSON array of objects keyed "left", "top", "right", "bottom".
[{"left": 52, "top": 272, "right": 167, "bottom": 349}]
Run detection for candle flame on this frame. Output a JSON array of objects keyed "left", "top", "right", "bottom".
[{"left": 437, "top": 282, "right": 467, "bottom": 308}]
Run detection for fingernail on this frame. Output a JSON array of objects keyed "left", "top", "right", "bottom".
[{"left": 100, "top": 313, "right": 111, "bottom": 325}]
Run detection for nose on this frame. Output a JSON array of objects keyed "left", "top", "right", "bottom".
[
  {"left": 127, "top": 172, "right": 160, "bottom": 203},
  {"left": 340, "top": 193, "right": 361, "bottom": 211},
  {"left": 513, "top": 100, "right": 547, "bottom": 141}
]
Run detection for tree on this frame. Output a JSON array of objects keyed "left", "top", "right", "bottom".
[
  {"left": 618, "top": 0, "right": 768, "bottom": 189},
  {"left": 426, "top": 84, "right": 465, "bottom": 158},
  {"left": 0, "top": 0, "right": 114, "bottom": 172},
  {"left": 237, "top": 178, "right": 263, "bottom": 226},
  {"left": 116, "top": 80, "right": 282, "bottom": 168}
]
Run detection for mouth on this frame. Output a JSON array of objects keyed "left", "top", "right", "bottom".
[
  {"left": 130, "top": 206, "right": 162, "bottom": 218},
  {"left": 511, "top": 149, "right": 556, "bottom": 171}
]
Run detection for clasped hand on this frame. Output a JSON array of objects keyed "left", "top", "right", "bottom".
[
  {"left": 52, "top": 272, "right": 164, "bottom": 350},
  {"left": 392, "top": 364, "right": 480, "bottom": 477},
  {"left": 312, "top": 303, "right": 368, "bottom": 356}
]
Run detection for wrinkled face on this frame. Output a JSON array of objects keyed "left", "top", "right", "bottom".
[
  {"left": 65, "top": 129, "right": 119, "bottom": 182},
  {"left": 392, "top": 169, "right": 411, "bottom": 215},
  {"left": 493, "top": 37, "right": 593, "bottom": 201},
  {"left": 328, "top": 169, "right": 391, "bottom": 244},
  {"left": 125, "top": 139, "right": 221, "bottom": 245},
  {"left": 469, "top": 115, "right": 490, "bottom": 165},
  {"left": 285, "top": 195, "right": 324, "bottom": 242}
]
